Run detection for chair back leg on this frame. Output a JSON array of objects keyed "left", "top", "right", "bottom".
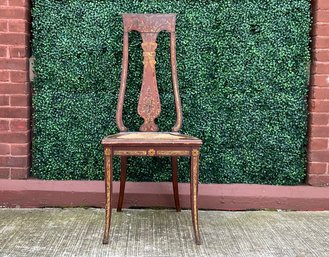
[
  {"left": 117, "top": 156, "right": 128, "bottom": 212},
  {"left": 171, "top": 156, "right": 181, "bottom": 212}
]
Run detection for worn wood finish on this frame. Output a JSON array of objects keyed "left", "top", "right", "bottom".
[
  {"left": 171, "top": 157, "right": 181, "bottom": 212},
  {"left": 102, "top": 13, "right": 202, "bottom": 245},
  {"left": 191, "top": 149, "right": 201, "bottom": 245},
  {"left": 170, "top": 31, "right": 182, "bottom": 132},
  {"left": 116, "top": 31, "right": 129, "bottom": 132},
  {"left": 115, "top": 14, "right": 182, "bottom": 132},
  {"left": 138, "top": 36, "right": 160, "bottom": 132},
  {"left": 102, "top": 147, "right": 113, "bottom": 244},
  {"left": 103, "top": 132, "right": 201, "bottom": 146},
  {"left": 117, "top": 156, "right": 127, "bottom": 212}
]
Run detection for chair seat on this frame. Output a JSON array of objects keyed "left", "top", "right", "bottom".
[{"left": 102, "top": 132, "right": 202, "bottom": 146}]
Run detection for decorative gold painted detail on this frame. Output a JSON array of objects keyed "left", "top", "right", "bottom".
[
  {"left": 148, "top": 149, "right": 156, "bottom": 156},
  {"left": 143, "top": 52, "right": 156, "bottom": 68},
  {"left": 106, "top": 159, "right": 111, "bottom": 177},
  {"left": 114, "top": 150, "right": 147, "bottom": 156},
  {"left": 191, "top": 153, "right": 200, "bottom": 243},
  {"left": 104, "top": 148, "right": 111, "bottom": 156},
  {"left": 142, "top": 42, "right": 157, "bottom": 48},
  {"left": 106, "top": 159, "right": 112, "bottom": 200},
  {"left": 142, "top": 42, "right": 157, "bottom": 68},
  {"left": 192, "top": 149, "right": 199, "bottom": 157},
  {"left": 157, "top": 150, "right": 190, "bottom": 156},
  {"left": 105, "top": 157, "right": 112, "bottom": 240}
]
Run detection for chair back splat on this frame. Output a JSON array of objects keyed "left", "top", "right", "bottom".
[{"left": 115, "top": 14, "right": 183, "bottom": 133}]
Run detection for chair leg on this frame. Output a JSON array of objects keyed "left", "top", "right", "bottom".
[
  {"left": 117, "top": 156, "right": 127, "bottom": 212},
  {"left": 190, "top": 149, "right": 201, "bottom": 245},
  {"left": 103, "top": 148, "right": 113, "bottom": 244},
  {"left": 171, "top": 156, "right": 181, "bottom": 212}
]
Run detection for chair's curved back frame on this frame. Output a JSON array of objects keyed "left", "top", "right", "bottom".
[{"left": 115, "top": 13, "right": 183, "bottom": 132}]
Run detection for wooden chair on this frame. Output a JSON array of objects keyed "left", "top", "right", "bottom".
[{"left": 101, "top": 13, "right": 202, "bottom": 245}]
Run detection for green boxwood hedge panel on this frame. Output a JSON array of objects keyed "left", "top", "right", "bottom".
[{"left": 31, "top": 0, "right": 310, "bottom": 184}]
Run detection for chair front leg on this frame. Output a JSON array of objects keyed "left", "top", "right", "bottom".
[
  {"left": 171, "top": 156, "right": 181, "bottom": 212},
  {"left": 190, "top": 149, "right": 201, "bottom": 245},
  {"left": 103, "top": 147, "right": 113, "bottom": 244},
  {"left": 117, "top": 156, "right": 128, "bottom": 212}
]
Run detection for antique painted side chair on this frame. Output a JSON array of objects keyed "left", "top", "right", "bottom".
[{"left": 101, "top": 13, "right": 202, "bottom": 245}]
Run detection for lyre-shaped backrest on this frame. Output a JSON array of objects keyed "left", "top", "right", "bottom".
[{"left": 116, "top": 13, "right": 182, "bottom": 132}]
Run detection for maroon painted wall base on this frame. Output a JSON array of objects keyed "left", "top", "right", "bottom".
[{"left": 1, "top": 179, "right": 329, "bottom": 211}]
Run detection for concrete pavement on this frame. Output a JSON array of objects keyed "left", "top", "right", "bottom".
[{"left": 0, "top": 208, "right": 329, "bottom": 257}]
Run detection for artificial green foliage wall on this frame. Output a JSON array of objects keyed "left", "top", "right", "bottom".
[{"left": 32, "top": 0, "right": 310, "bottom": 184}]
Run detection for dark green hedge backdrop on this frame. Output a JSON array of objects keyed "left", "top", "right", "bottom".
[{"left": 31, "top": 0, "right": 310, "bottom": 184}]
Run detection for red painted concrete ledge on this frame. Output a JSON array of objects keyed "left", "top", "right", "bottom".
[{"left": 1, "top": 179, "right": 329, "bottom": 211}]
